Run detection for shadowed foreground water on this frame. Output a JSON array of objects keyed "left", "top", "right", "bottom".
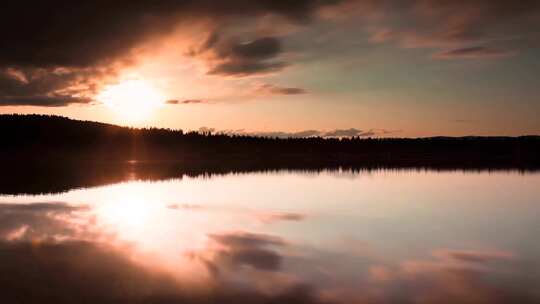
[{"left": 1, "top": 169, "right": 539, "bottom": 303}]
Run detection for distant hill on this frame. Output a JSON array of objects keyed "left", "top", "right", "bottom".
[{"left": 1, "top": 114, "right": 539, "bottom": 169}]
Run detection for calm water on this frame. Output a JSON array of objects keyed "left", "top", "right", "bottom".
[{"left": 1, "top": 169, "right": 539, "bottom": 303}]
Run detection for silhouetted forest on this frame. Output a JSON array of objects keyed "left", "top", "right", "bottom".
[
  {"left": 1, "top": 114, "right": 539, "bottom": 194},
  {"left": 2, "top": 114, "right": 539, "bottom": 165}
]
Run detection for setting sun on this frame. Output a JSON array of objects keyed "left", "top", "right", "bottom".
[{"left": 98, "top": 80, "right": 164, "bottom": 121}]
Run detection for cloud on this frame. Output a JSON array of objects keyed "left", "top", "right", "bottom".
[
  {"left": 250, "top": 130, "right": 323, "bottom": 138},
  {"left": 323, "top": 128, "right": 374, "bottom": 137},
  {"left": 232, "top": 37, "right": 282, "bottom": 60},
  {"left": 257, "top": 84, "right": 307, "bottom": 95},
  {"left": 0, "top": 202, "right": 90, "bottom": 241},
  {"left": 209, "top": 231, "right": 287, "bottom": 248},
  {"left": 0, "top": 1, "right": 347, "bottom": 106},
  {"left": 0, "top": 240, "right": 178, "bottom": 302},
  {"left": 166, "top": 99, "right": 208, "bottom": 105},
  {"left": 433, "top": 249, "right": 515, "bottom": 264},
  {"left": 0, "top": 95, "right": 92, "bottom": 107},
  {"left": 0, "top": 202, "right": 328, "bottom": 303},
  {"left": 208, "top": 61, "right": 289, "bottom": 77},
  {"left": 0, "top": 67, "right": 111, "bottom": 106},
  {"left": 167, "top": 203, "right": 205, "bottom": 210},
  {"left": 256, "top": 212, "right": 307, "bottom": 224},
  {"left": 225, "top": 246, "right": 283, "bottom": 271},
  {"left": 0, "top": 239, "right": 334, "bottom": 304},
  {"left": 360, "top": 0, "right": 540, "bottom": 58},
  {"left": 0, "top": 202, "right": 85, "bottom": 213},
  {"left": 165, "top": 203, "right": 305, "bottom": 225},
  {"left": 433, "top": 46, "right": 517, "bottom": 59},
  {"left": 202, "top": 127, "right": 402, "bottom": 138},
  {"left": 4, "top": 0, "right": 537, "bottom": 106},
  {"left": 205, "top": 232, "right": 287, "bottom": 272},
  {"left": 2, "top": 234, "right": 536, "bottom": 304},
  {"left": 198, "top": 127, "right": 320, "bottom": 138},
  {"left": 190, "top": 31, "right": 305, "bottom": 77},
  {"left": 188, "top": 235, "right": 539, "bottom": 304},
  {"left": 199, "top": 35, "right": 290, "bottom": 77},
  {"left": 1, "top": 1, "right": 342, "bottom": 69}
]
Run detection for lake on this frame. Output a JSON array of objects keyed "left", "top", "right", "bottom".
[{"left": 1, "top": 168, "right": 539, "bottom": 303}]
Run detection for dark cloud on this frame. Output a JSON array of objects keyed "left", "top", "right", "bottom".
[
  {"left": 0, "top": 202, "right": 85, "bottom": 213},
  {"left": 257, "top": 212, "right": 307, "bottom": 224},
  {"left": 1, "top": 1, "right": 342, "bottom": 69},
  {"left": 166, "top": 99, "right": 208, "bottom": 105},
  {"left": 188, "top": 236, "right": 540, "bottom": 304},
  {"left": 434, "top": 249, "right": 515, "bottom": 264},
  {"left": 433, "top": 46, "right": 516, "bottom": 59},
  {"left": 0, "top": 240, "right": 178, "bottom": 303},
  {"left": 257, "top": 84, "right": 307, "bottom": 95},
  {"left": 359, "top": 0, "right": 540, "bottom": 58},
  {"left": 209, "top": 231, "right": 287, "bottom": 248},
  {"left": 0, "top": 1, "right": 346, "bottom": 106},
  {"left": 0, "top": 95, "right": 92, "bottom": 107},
  {"left": 0, "top": 67, "right": 108, "bottom": 106},
  {"left": 0, "top": 202, "right": 90, "bottom": 241},
  {"left": 0, "top": 203, "right": 331, "bottom": 304},
  {"left": 0, "top": 238, "right": 335, "bottom": 304},
  {"left": 233, "top": 37, "right": 282, "bottom": 60},
  {"left": 2, "top": 236, "right": 537, "bottom": 304},
  {"left": 206, "top": 232, "right": 287, "bottom": 271},
  {"left": 209, "top": 61, "right": 289, "bottom": 77},
  {"left": 226, "top": 246, "right": 283, "bottom": 271},
  {"left": 4, "top": 0, "right": 537, "bottom": 106},
  {"left": 194, "top": 34, "right": 290, "bottom": 77}
]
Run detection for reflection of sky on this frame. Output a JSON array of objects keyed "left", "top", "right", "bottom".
[{"left": 1, "top": 170, "right": 540, "bottom": 303}]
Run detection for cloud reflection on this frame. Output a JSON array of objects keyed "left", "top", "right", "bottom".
[
  {"left": 0, "top": 202, "right": 92, "bottom": 242},
  {"left": 0, "top": 239, "right": 333, "bottom": 304},
  {"left": 1, "top": 170, "right": 540, "bottom": 304},
  {"left": 0, "top": 199, "right": 539, "bottom": 303},
  {"left": 206, "top": 231, "right": 287, "bottom": 272}
]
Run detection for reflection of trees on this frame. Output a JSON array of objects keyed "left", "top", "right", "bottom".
[{"left": 1, "top": 115, "right": 538, "bottom": 195}]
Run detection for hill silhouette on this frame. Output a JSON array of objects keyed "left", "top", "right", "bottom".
[
  {"left": 1, "top": 114, "right": 539, "bottom": 167},
  {"left": 1, "top": 114, "right": 539, "bottom": 194}
]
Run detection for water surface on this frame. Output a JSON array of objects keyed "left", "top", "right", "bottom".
[{"left": 1, "top": 169, "right": 539, "bottom": 303}]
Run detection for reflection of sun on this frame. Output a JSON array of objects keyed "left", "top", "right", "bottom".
[
  {"left": 98, "top": 79, "right": 164, "bottom": 121},
  {"left": 99, "top": 195, "right": 153, "bottom": 228},
  {"left": 96, "top": 184, "right": 160, "bottom": 228}
]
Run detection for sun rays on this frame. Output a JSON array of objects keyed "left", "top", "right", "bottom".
[{"left": 98, "top": 79, "right": 165, "bottom": 122}]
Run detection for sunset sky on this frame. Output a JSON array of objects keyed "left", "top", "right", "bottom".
[{"left": 1, "top": 1, "right": 539, "bottom": 137}]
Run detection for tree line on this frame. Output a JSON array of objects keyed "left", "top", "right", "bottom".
[{"left": 1, "top": 114, "right": 538, "bottom": 169}]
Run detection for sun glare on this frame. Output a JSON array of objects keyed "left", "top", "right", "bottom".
[
  {"left": 98, "top": 79, "right": 164, "bottom": 121},
  {"left": 96, "top": 184, "right": 159, "bottom": 229}
]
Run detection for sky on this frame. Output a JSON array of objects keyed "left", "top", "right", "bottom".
[{"left": 1, "top": 0, "right": 539, "bottom": 137}]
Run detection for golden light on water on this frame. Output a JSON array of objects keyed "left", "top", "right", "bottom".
[{"left": 98, "top": 79, "right": 165, "bottom": 122}]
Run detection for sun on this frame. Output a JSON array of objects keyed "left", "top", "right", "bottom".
[{"left": 98, "top": 79, "right": 165, "bottom": 121}]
